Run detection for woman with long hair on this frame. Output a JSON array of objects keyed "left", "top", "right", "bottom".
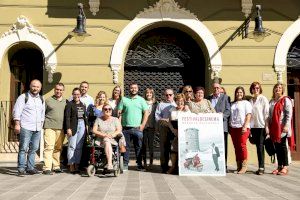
[
  {"left": 109, "top": 85, "right": 122, "bottom": 117},
  {"left": 267, "top": 83, "right": 294, "bottom": 175},
  {"left": 187, "top": 87, "right": 215, "bottom": 113},
  {"left": 249, "top": 82, "right": 269, "bottom": 175},
  {"left": 142, "top": 88, "right": 158, "bottom": 168},
  {"left": 182, "top": 85, "right": 194, "bottom": 103},
  {"left": 64, "top": 88, "right": 88, "bottom": 173},
  {"left": 87, "top": 91, "right": 108, "bottom": 128},
  {"left": 230, "top": 86, "right": 252, "bottom": 174}
]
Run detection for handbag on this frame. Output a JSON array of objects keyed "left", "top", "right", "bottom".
[
  {"left": 264, "top": 137, "right": 276, "bottom": 163},
  {"left": 248, "top": 132, "right": 255, "bottom": 144}
]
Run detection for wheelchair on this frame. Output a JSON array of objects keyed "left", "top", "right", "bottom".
[{"left": 86, "top": 135, "right": 124, "bottom": 177}]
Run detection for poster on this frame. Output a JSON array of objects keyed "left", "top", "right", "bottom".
[{"left": 178, "top": 113, "right": 225, "bottom": 176}]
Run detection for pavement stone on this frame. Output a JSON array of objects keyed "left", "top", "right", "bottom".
[{"left": 0, "top": 161, "right": 300, "bottom": 200}]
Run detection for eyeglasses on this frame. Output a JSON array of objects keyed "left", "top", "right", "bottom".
[
  {"left": 103, "top": 108, "right": 112, "bottom": 111},
  {"left": 165, "top": 94, "right": 173, "bottom": 96},
  {"left": 184, "top": 90, "right": 193, "bottom": 93}
]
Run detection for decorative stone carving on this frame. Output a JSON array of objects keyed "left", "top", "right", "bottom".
[
  {"left": 1, "top": 15, "right": 46, "bottom": 39},
  {"left": 89, "top": 0, "right": 100, "bottom": 16},
  {"left": 137, "top": 0, "right": 198, "bottom": 20},
  {"left": 110, "top": 0, "right": 222, "bottom": 84},
  {"left": 210, "top": 65, "right": 222, "bottom": 81},
  {"left": 111, "top": 64, "right": 120, "bottom": 84},
  {"left": 241, "top": 0, "right": 253, "bottom": 18},
  {"left": 0, "top": 16, "right": 57, "bottom": 83},
  {"left": 274, "top": 65, "right": 286, "bottom": 83}
]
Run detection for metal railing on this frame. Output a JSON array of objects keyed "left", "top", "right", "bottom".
[{"left": 0, "top": 101, "right": 19, "bottom": 153}]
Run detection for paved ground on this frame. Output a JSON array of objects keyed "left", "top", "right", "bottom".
[{"left": 0, "top": 161, "right": 300, "bottom": 200}]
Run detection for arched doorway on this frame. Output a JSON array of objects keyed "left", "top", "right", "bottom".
[
  {"left": 124, "top": 27, "right": 205, "bottom": 100},
  {"left": 8, "top": 43, "right": 44, "bottom": 103},
  {"left": 287, "top": 35, "right": 300, "bottom": 159}
]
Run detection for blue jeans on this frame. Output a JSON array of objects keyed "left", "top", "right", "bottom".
[
  {"left": 123, "top": 127, "right": 143, "bottom": 166},
  {"left": 18, "top": 128, "right": 41, "bottom": 172},
  {"left": 67, "top": 119, "right": 85, "bottom": 164}
]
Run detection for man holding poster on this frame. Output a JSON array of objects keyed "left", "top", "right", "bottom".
[{"left": 178, "top": 113, "right": 225, "bottom": 176}]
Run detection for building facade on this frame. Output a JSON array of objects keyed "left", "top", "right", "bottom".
[{"left": 0, "top": 0, "right": 300, "bottom": 162}]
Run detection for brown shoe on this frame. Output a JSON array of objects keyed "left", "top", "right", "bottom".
[{"left": 237, "top": 160, "right": 247, "bottom": 174}]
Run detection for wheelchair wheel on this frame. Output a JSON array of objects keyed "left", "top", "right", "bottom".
[
  {"left": 87, "top": 165, "right": 96, "bottom": 177},
  {"left": 119, "top": 155, "right": 124, "bottom": 174},
  {"left": 114, "top": 168, "right": 120, "bottom": 177}
]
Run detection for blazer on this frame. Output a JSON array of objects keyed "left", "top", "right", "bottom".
[
  {"left": 207, "top": 93, "right": 231, "bottom": 132},
  {"left": 64, "top": 100, "right": 88, "bottom": 136}
]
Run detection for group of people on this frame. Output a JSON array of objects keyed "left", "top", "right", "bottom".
[{"left": 12, "top": 79, "right": 294, "bottom": 177}]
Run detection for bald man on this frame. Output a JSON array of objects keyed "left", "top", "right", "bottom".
[{"left": 13, "top": 79, "right": 45, "bottom": 177}]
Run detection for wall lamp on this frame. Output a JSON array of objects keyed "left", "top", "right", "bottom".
[
  {"left": 69, "top": 3, "right": 91, "bottom": 42},
  {"left": 233, "top": 5, "right": 270, "bottom": 42}
]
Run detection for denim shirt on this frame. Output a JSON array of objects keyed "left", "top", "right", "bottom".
[{"left": 13, "top": 92, "right": 45, "bottom": 131}]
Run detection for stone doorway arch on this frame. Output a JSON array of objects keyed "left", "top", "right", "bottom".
[
  {"left": 109, "top": 0, "right": 222, "bottom": 84},
  {"left": 0, "top": 16, "right": 57, "bottom": 83}
]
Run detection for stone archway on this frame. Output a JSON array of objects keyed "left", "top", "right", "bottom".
[
  {"left": 109, "top": 0, "right": 222, "bottom": 84},
  {"left": 0, "top": 16, "right": 57, "bottom": 83},
  {"left": 274, "top": 18, "right": 300, "bottom": 83}
]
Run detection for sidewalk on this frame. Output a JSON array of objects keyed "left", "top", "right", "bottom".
[{"left": 0, "top": 160, "right": 300, "bottom": 200}]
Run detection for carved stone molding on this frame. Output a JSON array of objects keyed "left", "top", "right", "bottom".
[
  {"left": 89, "top": 0, "right": 100, "bottom": 16},
  {"left": 137, "top": 0, "right": 198, "bottom": 20},
  {"left": 0, "top": 16, "right": 57, "bottom": 83},
  {"left": 1, "top": 16, "right": 47, "bottom": 39},
  {"left": 111, "top": 64, "right": 120, "bottom": 84},
  {"left": 210, "top": 65, "right": 222, "bottom": 80},
  {"left": 241, "top": 0, "right": 253, "bottom": 18},
  {"left": 274, "top": 65, "right": 286, "bottom": 83}
]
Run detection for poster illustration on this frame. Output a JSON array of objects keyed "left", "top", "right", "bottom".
[{"left": 178, "top": 113, "right": 225, "bottom": 176}]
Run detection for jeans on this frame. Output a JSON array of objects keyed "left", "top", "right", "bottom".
[
  {"left": 18, "top": 128, "right": 41, "bottom": 172},
  {"left": 67, "top": 119, "right": 85, "bottom": 164},
  {"left": 123, "top": 127, "right": 143, "bottom": 166},
  {"left": 251, "top": 128, "right": 265, "bottom": 169},
  {"left": 274, "top": 135, "right": 288, "bottom": 167}
]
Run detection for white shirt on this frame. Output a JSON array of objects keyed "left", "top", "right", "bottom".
[
  {"left": 230, "top": 100, "right": 252, "bottom": 128},
  {"left": 249, "top": 95, "right": 269, "bottom": 128}
]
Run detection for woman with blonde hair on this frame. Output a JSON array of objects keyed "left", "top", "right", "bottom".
[
  {"left": 182, "top": 85, "right": 194, "bottom": 103},
  {"left": 109, "top": 85, "right": 122, "bottom": 117},
  {"left": 167, "top": 93, "right": 190, "bottom": 174},
  {"left": 267, "top": 83, "right": 294, "bottom": 175},
  {"left": 142, "top": 88, "right": 158, "bottom": 168},
  {"left": 87, "top": 91, "right": 108, "bottom": 128}
]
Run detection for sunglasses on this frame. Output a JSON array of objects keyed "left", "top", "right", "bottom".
[
  {"left": 165, "top": 94, "right": 173, "bottom": 96},
  {"left": 184, "top": 90, "right": 193, "bottom": 93},
  {"left": 103, "top": 108, "right": 112, "bottom": 111}
]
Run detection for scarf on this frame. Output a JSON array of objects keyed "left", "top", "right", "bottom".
[{"left": 270, "top": 96, "right": 295, "bottom": 151}]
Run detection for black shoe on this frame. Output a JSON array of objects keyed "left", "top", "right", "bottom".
[
  {"left": 54, "top": 168, "right": 63, "bottom": 173},
  {"left": 137, "top": 165, "right": 146, "bottom": 172},
  {"left": 43, "top": 170, "right": 53, "bottom": 175},
  {"left": 256, "top": 168, "right": 264, "bottom": 175},
  {"left": 18, "top": 170, "right": 26, "bottom": 177},
  {"left": 27, "top": 169, "right": 40, "bottom": 175}
]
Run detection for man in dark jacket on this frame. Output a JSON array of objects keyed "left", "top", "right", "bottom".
[{"left": 207, "top": 82, "right": 230, "bottom": 171}]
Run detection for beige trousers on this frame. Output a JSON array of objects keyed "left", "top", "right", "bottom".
[{"left": 43, "top": 129, "right": 65, "bottom": 171}]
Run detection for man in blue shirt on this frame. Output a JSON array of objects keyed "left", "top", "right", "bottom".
[
  {"left": 155, "top": 88, "right": 176, "bottom": 173},
  {"left": 13, "top": 79, "right": 45, "bottom": 177}
]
